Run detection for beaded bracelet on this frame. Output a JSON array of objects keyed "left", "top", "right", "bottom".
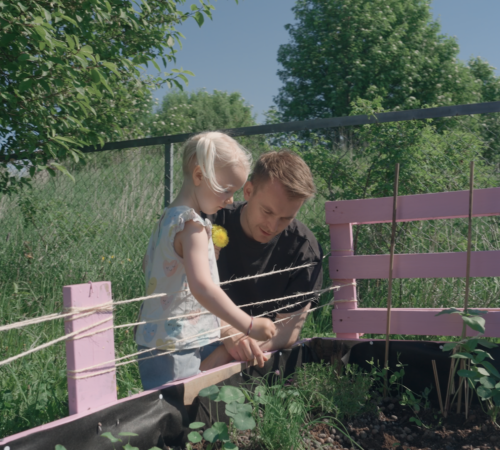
[{"left": 246, "top": 316, "right": 253, "bottom": 336}]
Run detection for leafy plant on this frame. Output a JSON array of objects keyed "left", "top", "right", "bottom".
[
  {"left": 368, "top": 356, "right": 433, "bottom": 427},
  {"left": 187, "top": 384, "right": 255, "bottom": 450},
  {"left": 438, "top": 308, "right": 500, "bottom": 427}
]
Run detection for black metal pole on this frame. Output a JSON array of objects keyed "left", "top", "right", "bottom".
[{"left": 164, "top": 143, "right": 173, "bottom": 208}]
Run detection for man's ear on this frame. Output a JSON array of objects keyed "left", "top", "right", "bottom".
[
  {"left": 192, "top": 165, "right": 203, "bottom": 187},
  {"left": 243, "top": 180, "right": 254, "bottom": 201}
]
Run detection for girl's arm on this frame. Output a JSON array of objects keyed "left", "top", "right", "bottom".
[{"left": 176, "top": 220, "right": 276, "bottom": 341}]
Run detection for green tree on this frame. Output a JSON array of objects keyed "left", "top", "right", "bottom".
[
  {"left": 282, "top": 97, "right": 496, "bottom": 251},
  {"left": 150, "top": 88, "right": 268, "bottom": 163},
  {"left": 468, "top": 57, "right": 500, "bottom": 164},
  {"left": 0, "top": 0, "right": 218, "bottom": 194},
  {"left": 149, "top": 88, "right": 257, "bottom": 136},
  {"left": 274, "top": 0, "right": 491, "bottom": 122}
]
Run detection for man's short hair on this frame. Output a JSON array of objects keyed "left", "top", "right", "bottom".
[{"left": 250, "top": 150, "right": 316, "bottom": 200}]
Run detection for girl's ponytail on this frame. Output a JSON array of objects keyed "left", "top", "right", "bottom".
[
  {"left": 195, "top": 133, "right": 221, "bottom": 192},
  {"left": 182, "top": 131, "right": 252, "bottom": 193}
]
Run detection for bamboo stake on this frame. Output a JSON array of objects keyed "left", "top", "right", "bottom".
[
  {"left": 450, "top": 374, "right": 466, "bottom": 410},
  {"left": 461, "top": 161, "right": 474, "bottom": 419},
  {"left": 432, "top": 360, "right": 444, "bottom": 416},
  {"left": 457, "top": 359, "right": 464, "bottom": 413},
  {"left": 444, "top": 349, "right": 458, "bottom": 418},
  {"left": 384, "top": 163, "right": 400, "bottom": 398},
  {"left": 463, "top": 161, "right": 474, "bottom": 328},
  {"left": 465, "top": 360, "right": 471, "bottom": 419}
]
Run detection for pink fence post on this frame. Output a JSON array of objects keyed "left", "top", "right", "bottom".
[
  {"left": 329, "top": 223, "right": 359, "bottom": 339},
  {"left": 64, "top": 281, "right": 117, "bottom": 415}
]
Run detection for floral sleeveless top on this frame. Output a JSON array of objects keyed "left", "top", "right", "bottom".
[{"left": 135, "top": 206, "right": 220, "bottom": 351}]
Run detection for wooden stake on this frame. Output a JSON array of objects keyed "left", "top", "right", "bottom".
[
  {"left": 384, "top": 163, "right": 400, "bottom": 398},
  {"left": 463, "top": 160, "right": 474, "bottom": 329},
  {"left": 432, "top": 360, "right": 444, "bottom": 416},
  {"left": 444, "top": 349, "right": 458, "bottom": 418},
  {"left": 457, "top": 359, "right": 464, "bottom": 413},
  {"left": 458, "top": 161, "right": 474, "bottom": 419},
  {"left": 465, "top": 360, "right": 471, "bottom": 419}
]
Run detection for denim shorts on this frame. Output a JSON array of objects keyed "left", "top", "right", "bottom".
[{"left": 137, "top": 341, "right": 221, "bottom": 391}]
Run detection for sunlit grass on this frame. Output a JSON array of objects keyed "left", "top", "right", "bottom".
[{"left": 1, "top": 145, "right": 499, "bottom": 437}]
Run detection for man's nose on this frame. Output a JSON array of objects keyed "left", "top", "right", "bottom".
[{"left": 267, "top": 216, "right": 280, "bottom": 233}]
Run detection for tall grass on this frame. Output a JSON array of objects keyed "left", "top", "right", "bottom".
[
  {"left": 0, "top": 147, "right": 164, "bottom": 437},
  {"left": 1, "top": 141, "right": 499, "bottom": 438}
]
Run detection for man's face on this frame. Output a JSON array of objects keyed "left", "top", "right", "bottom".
[{"left": 240, "top": 179, "right": 304, "bottom": 243}]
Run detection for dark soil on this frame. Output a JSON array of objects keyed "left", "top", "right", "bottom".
[{"left": 185, "top": 399, "right": 500, "bottom": 450}]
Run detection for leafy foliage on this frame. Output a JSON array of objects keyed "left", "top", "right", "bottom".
[
  {"left": 0, "top": 0, "right": 216, "bottom": 194},
  {"left": 189, "top": 384, "right": 252, "bottom": 450},
  {"left": 439, "top": 310, "right": 500, "bottom": 426},
  {"left": 274, "top": 0, "right": 500, "bottom": 123},
  {"left": 281, "top": 97, "right": 496, "bottom": 255},
  {"left": 149, "top": 89, "right": 257, "bottom": 137}
]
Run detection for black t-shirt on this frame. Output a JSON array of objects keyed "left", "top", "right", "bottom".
[{"left": 204, "top": 202, "right": 323, "bottom": 320}]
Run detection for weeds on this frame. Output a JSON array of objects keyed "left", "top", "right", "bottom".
[{"left": 294, "top": 361, "right": 375, "bottom": 420}]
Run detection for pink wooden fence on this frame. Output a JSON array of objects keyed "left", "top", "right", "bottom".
[
  {"left": 327, "top": 187, "right": 500, "bottom": 339},
  {"left": 64, "top": 281, "right": 117, "bottom": 415}
]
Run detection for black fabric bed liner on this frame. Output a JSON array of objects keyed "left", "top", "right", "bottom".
[{"left": 4, "top": 339, "right": 499, "bottom": 450}]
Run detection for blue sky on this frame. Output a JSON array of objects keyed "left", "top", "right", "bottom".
[{"left": 146, "top": 0, "right": 500, "bottom": 124}]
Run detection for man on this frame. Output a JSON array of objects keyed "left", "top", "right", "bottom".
[{"left": 200, "top": 150, "right": 323, "bottom": 369}]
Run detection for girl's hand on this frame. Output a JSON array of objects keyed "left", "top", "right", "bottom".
[
  {"left": 249, "top": 318, "right": 276, "bottom": 341},
  {"left": 214, "top": 245, "right": 221, "bottom": 260}
]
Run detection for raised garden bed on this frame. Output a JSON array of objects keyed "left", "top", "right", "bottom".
[
  {"left": 3, "top": 338, "right": 499, "bottom": 450},
  {"left": 187, "top": 339, "right": 500, "bottom": 450}
]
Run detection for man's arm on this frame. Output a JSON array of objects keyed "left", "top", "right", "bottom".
[{"left": 220, "top": 302, "right": 311, "bottom": 364}]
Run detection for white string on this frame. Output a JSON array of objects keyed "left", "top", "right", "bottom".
[
  {"left": 219, "top": 262, "right": 317, "bottom": 286},
  {"left": 111, "top": 262, "right": 318, "bottom": 307},
  {"left": 114, "top": 282, "right": 355, "bottom": 330},
  {"left": 67, "top": 284, "right": 355, "bottom": 377},
  {"left": 68, "top": 294, "right": 320, "bottom": 374},
  {"left": 0, "top": 317, "right": 113, "bottom": 368},
  {"left": 0, "top": 281, "right": 354, "bottom": 370},
  {"left": 69, "top": 290, "right": 342, "bottom": 380},
  {"left": 0, "top": 304, "right": 112, "bottom": 333},
  {"left": 0, "top": 262, "right": 318, "bottom": 332}
]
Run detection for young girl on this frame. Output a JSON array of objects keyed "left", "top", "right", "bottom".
[{"left": 135, "top": 131, "right": 276, "bottom": 390}]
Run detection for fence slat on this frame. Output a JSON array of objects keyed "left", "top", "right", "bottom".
[
  {"left": 332, "top": 308, "right": 500, "bottom": 337},
  {"left": 329, "top": 251, "right": 500, "bottom": 280},
  {"left": 329, "top": 223, "right": 359, "bottom": 339},
  {"left": 64, "top": 281, "right": 117, "bottom": 415},
  {"left": 325, "top": 187, "right": 500, "bottom": 225}
]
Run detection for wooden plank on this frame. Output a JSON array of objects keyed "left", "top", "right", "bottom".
[
  {"left": 64, "top": 282, "right": 117, "bottom": 415},
  {"left": 329, "top": 224, "right": 359, "bottom": 339},
  {"left": 1, "top": 355, "right": 262, "bottom": 445},
  {"left": 184, "top": 361, "right": 249, "bottom": 405},
  {"left": 329, "top": 251, "right": 500, "bottom": 279},
  {"left": 325, "top": 187, "right": 500, "bottom": 225},
  {"left": 332, "top": 308, "right": 500, "bottom": 338}
]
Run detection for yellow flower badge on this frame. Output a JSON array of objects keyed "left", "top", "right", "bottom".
[{"left": 212, "top": 224, "right": 229, "bottom": 248}]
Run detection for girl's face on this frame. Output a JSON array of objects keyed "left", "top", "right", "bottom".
[{"left": 194, "top": 163, "right": 248, "bottom": 215}]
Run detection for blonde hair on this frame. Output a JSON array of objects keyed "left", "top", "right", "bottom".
[
  {"left": 182, "top": 132, "right": 252, "bottom": 193},
  {"left": 250, "top": 150, "right": 316, "bottom": 200}
]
